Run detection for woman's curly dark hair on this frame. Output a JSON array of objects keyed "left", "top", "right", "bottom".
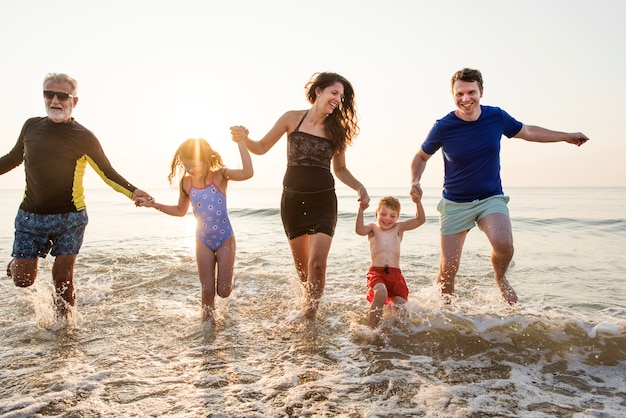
[{"left": 305, "top": 72, "right": 359, "bottom": 154}]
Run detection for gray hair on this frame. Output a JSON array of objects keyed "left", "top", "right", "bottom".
[{"left": 43, "top": 73, "right": 78, "bottom": 95}]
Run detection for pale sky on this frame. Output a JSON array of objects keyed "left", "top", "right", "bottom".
[{"left": 1, "top": 0, "right": 624, "bottom": 192}]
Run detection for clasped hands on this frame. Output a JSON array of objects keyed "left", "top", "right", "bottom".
[{"left": 230, "top": 126, "right": 249, "bottom": 143}]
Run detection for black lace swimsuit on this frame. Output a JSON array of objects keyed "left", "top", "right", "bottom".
[{"left": 281, "top": 111, "right": 338, "bottom": 239}]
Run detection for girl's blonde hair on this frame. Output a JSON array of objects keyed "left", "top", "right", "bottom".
[{"left": 167, "top": 138, "right": 224, "bottom": 185}]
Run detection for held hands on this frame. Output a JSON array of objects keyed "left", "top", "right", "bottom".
[
  {"left": 230, "top": 126, "right": 249, "bottom": 143},
  {"left": 134, "top": 196, "right": 156, "bottom": 208},
  {"left": 132, "top": 189, "right": 154, "bottom": 206},
  {"left": 358, "top": 186, "right": 370, "bottom": 210},
  {"left": 410, "top": 182, "right": 423, "bottom": 203}
]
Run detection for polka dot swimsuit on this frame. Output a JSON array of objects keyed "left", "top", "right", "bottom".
[{"left": 189, "top": 173, "right": 233, "bottom": 251}]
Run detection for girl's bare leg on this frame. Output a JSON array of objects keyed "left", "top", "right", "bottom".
[
  {"left": 215, "top": 236, "right": 236, "bottom": 299},
  {"left": 196, "top": 241, "right": 217, "bottom": 320}
]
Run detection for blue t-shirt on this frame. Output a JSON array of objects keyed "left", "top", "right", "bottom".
[{"left": 421, "top": 105, "right": 523, "bottom": 202}]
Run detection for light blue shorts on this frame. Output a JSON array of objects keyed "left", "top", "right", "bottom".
[{"left": 437, "top": 195, "right": 510, "bottom": 235}]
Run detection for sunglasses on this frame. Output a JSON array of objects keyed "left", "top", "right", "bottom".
[{"left": 43, "top": 90, "right": 74, "bottom": 101}]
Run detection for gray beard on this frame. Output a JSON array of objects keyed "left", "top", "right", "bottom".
[{"left": 46, "top": 107, "right": 71, "bottom": 123}]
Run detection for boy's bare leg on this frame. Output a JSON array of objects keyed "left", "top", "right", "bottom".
[{"left": 369, "top": 283, "right": 388, "bottom": 328}]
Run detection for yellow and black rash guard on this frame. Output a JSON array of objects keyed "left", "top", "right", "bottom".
[{"left": 0, "top": 117, "right": 137, "bottom": 214}]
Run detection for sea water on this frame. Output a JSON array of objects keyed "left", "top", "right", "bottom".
[{"left": 0, "top": 186, "right": 624, "bottom": 417}]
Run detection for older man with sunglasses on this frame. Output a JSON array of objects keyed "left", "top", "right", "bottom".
[{"left": 0, "top": 73, "right": 152, "bottom": 318}]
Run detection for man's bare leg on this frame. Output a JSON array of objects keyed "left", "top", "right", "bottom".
[
  {"left": 437, "top": 232, "right": 467, "bottom": 303},
  {"left": 479, "top": 213, "right": 518, "bottom": 305},
  {"left": 52, "top": 254, "right": 77, "bottom": 316},
  {"left": 9, "top": 258, "right": 39, "bottom": 287}
]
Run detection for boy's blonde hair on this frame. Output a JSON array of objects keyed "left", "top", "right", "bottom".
[{"left": 376, "top": 196, "right": 401, "bottom": 214}]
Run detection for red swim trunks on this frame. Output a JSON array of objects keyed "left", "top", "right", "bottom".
[{"left": 366, "top": 265, "right": 409, "bottom": 304}]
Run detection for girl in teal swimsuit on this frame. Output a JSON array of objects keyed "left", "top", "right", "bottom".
[{"left": 137, "top": 137, "right": 253, "bottom": 320}]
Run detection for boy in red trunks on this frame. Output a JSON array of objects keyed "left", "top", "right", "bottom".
[{"left": 356, "top": 195, "right": 425, "bottom": 328}]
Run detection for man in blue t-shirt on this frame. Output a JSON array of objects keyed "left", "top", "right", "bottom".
[{"left": 410, "top": 68, "right": 589, "bottom": 305}]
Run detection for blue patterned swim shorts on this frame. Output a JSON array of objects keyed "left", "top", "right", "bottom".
[{"left": 12, "top": 209, "right": 89, "bottom": 258}]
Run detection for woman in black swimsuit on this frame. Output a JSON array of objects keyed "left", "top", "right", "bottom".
[{"left": 231, "top": 72, "right": 370, "bottom": 319}]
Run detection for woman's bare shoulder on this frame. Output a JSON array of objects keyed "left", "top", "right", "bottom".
[{"left": 277, "top": 109, "right": 308, "bottom": 133}]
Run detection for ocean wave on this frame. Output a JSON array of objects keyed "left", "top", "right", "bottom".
[
  {"left": 230, "top": 207, "right": 281, "bottom": 217},
  {"left": 516, "top": 216, "right": 626, "bottom": 230},
  {"left": 229, "top": 208, "right": 626, "bottom": 233},
  {"left": 378, "top": 308, "right": 626, "bottom": 366}
]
